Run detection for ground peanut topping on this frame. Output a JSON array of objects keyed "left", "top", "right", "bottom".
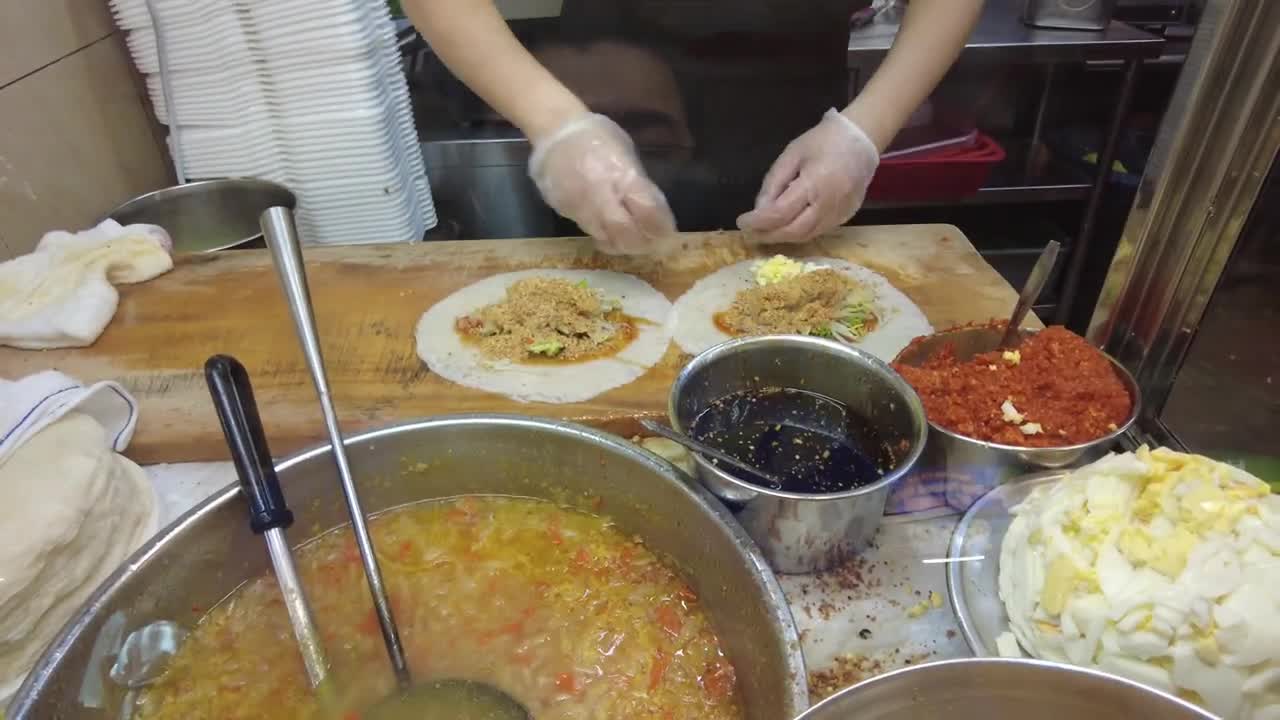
[
  {"left": 718, "top": 269, "right": 876, "bottom": 340},
  {"left": 455, "top": 277, "right": 632, "bottom": 362}
]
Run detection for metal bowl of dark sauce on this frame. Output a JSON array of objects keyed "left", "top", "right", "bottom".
[
  {"left": 691, "top": 387, "right": 897, "bottom": 494},
  {"left": 670, "top": 336, "right": 928, "bottom": 573}
]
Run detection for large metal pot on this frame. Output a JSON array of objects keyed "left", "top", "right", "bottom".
[
  {"left": 9, "top": 416, "right": 808, "bottom": 719},
  {"left": 798, "top": 658, "right": 1215, "bottom": 720}
]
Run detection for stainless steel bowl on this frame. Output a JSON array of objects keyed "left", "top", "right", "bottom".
[
  {"left": 9, "top": 415, "right": 807, "bottom": 719},
  {"left": 892, "top": 325, "right": 1141, "bottom": 489},
  {"left": 796, "top": 658, "right": 1215, "bottom": 720},
  {"left": 106, "top": 178, "right": 296, "bottom": 253},
  {"left": 669, "top": 336, "right": 928, "bottom": 574}
]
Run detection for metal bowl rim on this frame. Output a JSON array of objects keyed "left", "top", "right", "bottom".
[
  {"left": 669, "top": 334, "right": 929, "bottom": 501},
  {"left": 796, "top": 656, "right": 1217, "bottom": 719},
  {"left": 944, "top": 470, "right": 1069, "bottom": 657},
  {"left": 893, "top": 328, "right": 1143, "bottom": 456},
  {"left": 12, "top": 413, "right": 808, "bottom": 716},
  {"left": 102, "top": 178, "right": 297, "bottom": 253}
]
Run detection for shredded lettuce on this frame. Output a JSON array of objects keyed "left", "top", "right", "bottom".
[
  {"left": 576, "top": 279, "right": 589, "bottom": 288},
  {"left": 809, "top": 325, "right": 834, "bottom": 339},
  {"left": 828, "top": 304, "right": 874, "bottom": 345},
  {"left": 528, "top": 340, "right": 565, "bottom": 357}
]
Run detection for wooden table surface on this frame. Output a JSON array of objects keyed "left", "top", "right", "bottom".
[{"left": 0, "top": 225, "right": 1028, "bottom": 464}]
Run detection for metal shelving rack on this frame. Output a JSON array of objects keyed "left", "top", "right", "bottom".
[{"left": 848, "top": 0, "right": 1166, "bottom": 323}]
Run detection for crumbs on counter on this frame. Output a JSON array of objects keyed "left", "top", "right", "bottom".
[
  {"left": 905, "top": 590, "right": 945, "bottom": 618},
  {"left": 791, "top": 548, "right": 886, "bottom": 620},
  {"left": 808, "top": 654, "right": 884, "bottom": 704},
  {"left": 816, "top": 601, "right": 838, "bottom": 621},
  {"left": 808, "top": 650, "right": 936, "bottom": 704}
]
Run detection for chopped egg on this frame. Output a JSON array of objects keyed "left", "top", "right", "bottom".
[
  {"left": 1001, "top": 399, "right": 1025, "bottom": 424},
  {"left": 998, "top": 447, "right": 1280, "bottom": 720},
  {"left": 1019, "top": 422, "right": 1044, "bottom": 436},
  {"left": 1002, "top": 349, "right": 1022, "bottom": 366},
  {"left": 751, "top": 255, "right": 824, "bottom": 286},
  {"left": 906, "top": 591, "right": 945, "bottom": 619},
  {"left": 996, "top": 631, "right": 1024, "bottom": 658}
]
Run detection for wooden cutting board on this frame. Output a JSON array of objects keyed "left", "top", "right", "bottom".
[{"left": 0, "top": 225, "right": 1028, "bottom": 464}]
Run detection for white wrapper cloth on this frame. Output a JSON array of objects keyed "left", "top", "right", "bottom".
[{"left": 0, "top": 372, "right": 158, "bottom": 702}]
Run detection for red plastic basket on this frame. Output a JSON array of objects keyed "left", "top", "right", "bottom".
[{"left": 866, "top": 132, "right": 1006, "bottom": 202}]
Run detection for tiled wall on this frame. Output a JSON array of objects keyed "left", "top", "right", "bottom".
[{"left": 0, "top": 1, "right": 172, "bottom": 260}]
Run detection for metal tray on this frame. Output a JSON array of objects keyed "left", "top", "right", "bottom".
[{"left": 944, "top": 470, "right": 1067, "bottom": 656}]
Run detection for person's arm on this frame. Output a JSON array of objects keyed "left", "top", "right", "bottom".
[
  {"left": 403, "top": 0, "right": 584, "bottom": 141},
  {"left": 844, "top": 0, "right": 985, "bottom": 151},
  {"left": 739, "top": 0, "right": 984, "bottom": 243},
  {"left": 403, "top": 0, "right": 676, "bottom": 253}
]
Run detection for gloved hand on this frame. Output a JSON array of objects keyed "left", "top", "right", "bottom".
[
  {"left": 737, "top": 109, "right": 880, "bottom": 244},
  {"left": 529, "top": 113, "right": 677, "bottom": 255}
]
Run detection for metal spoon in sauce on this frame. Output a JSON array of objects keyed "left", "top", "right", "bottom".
[
  {"left": 998, "top": 239, "right": 1061, "bottom": 349},
  {"left": 108, "top": 621, "right": 188, "bottom": 720},
  {"left": 259, "top": 207, "right": 529, "bottom": 720},
  {"left": 640, "top": 418, "right": 789, "bottom": 489}
]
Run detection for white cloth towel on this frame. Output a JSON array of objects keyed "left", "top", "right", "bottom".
[
  {"left": 0, "top": 220, "right": 173, "bottom": 350},
  {"left": 0, "top": 371, "right": 138, "bottom": 464}
]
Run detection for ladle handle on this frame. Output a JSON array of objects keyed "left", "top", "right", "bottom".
[
  {"left": 259, "top": 206, "right": 413, "bottom": 690},
  {"left": 999, "top": 239, "right": 1061, "bottom": 349},
  {"left": 205, "top": 354, "right": 293, "bottom": 533},
  {"left": 204, "top": 354, "right": 330, "bottom": 690}
]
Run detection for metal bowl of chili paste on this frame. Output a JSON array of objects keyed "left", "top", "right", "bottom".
[{"left": 891, "top": 324, "right": 1140, "bottom": 488}]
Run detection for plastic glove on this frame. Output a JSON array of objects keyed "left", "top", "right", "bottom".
[
  {"left": 737, "top": 109, "right": 880, "bottom": 244},
  {"left": 529, "top": 113, "right": 677, "bottom": 255}
]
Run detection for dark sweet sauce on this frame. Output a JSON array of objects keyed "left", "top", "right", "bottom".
[{"left": 690, "top": 387, "right": 896, "bottom": 494}]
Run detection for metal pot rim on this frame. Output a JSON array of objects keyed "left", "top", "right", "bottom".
[
  {"left": 669, "top": 335, "right": 929, "bottom": 501},
  {"left": 797, "top": 657, "right": 1216, "bottom": 719},
  {"left": 13, "top": 413, "right": 809, "bottom": 715}
]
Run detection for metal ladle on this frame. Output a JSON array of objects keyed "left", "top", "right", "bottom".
[
  {"left": 998, "top": 239, "right": 1061, "bottom": 349},
  {"left": 639, "top": 418, "right": 789, "bottom": 489},
  {"left": 257, "top": 207, "right": 529, "bottom": 720},
  {"left": 108, "top": 621, "right": 188, "bottom": 720},
  {"left": 205, "top": 355, "right": 330, "bottom": 691}
]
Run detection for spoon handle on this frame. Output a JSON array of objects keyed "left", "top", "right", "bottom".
[
  {"left": 639, "top": 419, "right": 788, "bottom": 489},
  {"left": 1000, "top": 239, "right": 1061, "bottom": 349},
  {"left": 259, "top": 207, "right": 412, "bottom": 689}
]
